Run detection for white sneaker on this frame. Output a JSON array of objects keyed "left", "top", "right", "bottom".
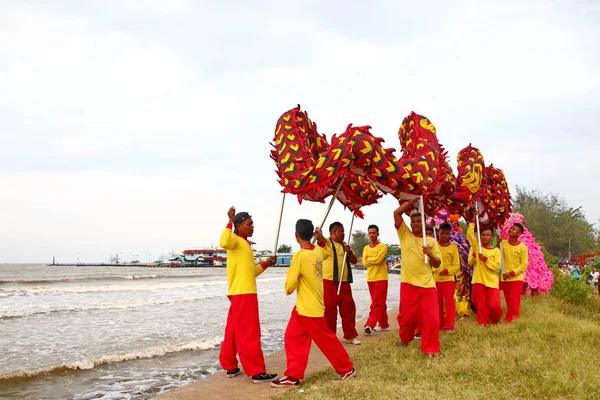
[
  {"left": 345, "top": 338, "right": 361, "bottom": 345},
  {"left": 364, "top": 326, "right": 373, "bottom": 335},
  {"left": 374, "top": 326, "right": 390, "bottom": 332}
]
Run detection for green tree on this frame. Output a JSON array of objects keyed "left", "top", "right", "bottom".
[
  {"left": 350, "top": 230, "right": 369, "bottom": 261},
  {"left": 513, "top": 186, "right": 596, "bottom": 258},
  {"left": 277, "top": 244, "right": 292, "bottom": 253},
  {"left": 387, "top": 244, "right": 401, "bottom": 256}
]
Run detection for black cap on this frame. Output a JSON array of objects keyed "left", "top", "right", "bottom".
[{"left": 234, "top": 212, "right": 251, "bottom": 228}]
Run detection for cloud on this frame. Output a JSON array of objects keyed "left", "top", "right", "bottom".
[{"left": 0, "top": 0, "right": 599, "bottom": 262}]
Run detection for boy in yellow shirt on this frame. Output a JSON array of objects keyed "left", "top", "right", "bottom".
[
  {"left": 219, "top": 207, "right": 278, "bottom": 383},
  {"left": 271, "top": 219, "right": 355, "bottom": 388},
  {"left": 394, "top": 202, "right": 442, "bottom": 356},
  {"left": 435, "top": 223, "right": 461, "bottom": 331},
  {"left": 362, "top": 224, "right": 389, "bottom": 334},
  {"left": 500, "top": 223, "right": 529, "bottom": 323},
  {"left": 315, "top": 222, "right": 361, "bottom": 345},
  {"left": 467, "top": 220, "right": 502, "bottom": 326}
]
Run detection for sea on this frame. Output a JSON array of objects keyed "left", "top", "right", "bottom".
[{"left": 0, "top": 264, "right": 401, "bottom": 400}]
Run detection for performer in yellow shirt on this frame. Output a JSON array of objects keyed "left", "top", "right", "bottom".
[
  {"left": 219, "top": 207, "right": 278, "bottom": 383},
  {"left": 500, "top": 223, "right": 529, "bottom": 323},
  {"left": 435, "top": 223, "right": 461, "bottom": 331},
  {"left": 271, "top": 219, "right": 355, "bottom": 388},
  {"left": 315, "top": 222, "right": 361, "bottom": 345},
  {"left": 467, "top": 219, "right": 502, "bottom": 326},
  {"left": 394, "top": 202, "right": 442, "bottom": 356},
  {"left": 362, "top": 224, "right": 389, "bottom": 334}
]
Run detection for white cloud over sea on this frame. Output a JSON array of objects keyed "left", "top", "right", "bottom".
[{"left": 1, "top": 0, "right": 599, "bottom": 263}]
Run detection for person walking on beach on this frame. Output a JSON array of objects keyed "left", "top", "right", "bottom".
[
  {"left": 315, "top": 222, "right": 361, "bottom": 345},
  {"left": 362, "top": 224, "right": 390, "bottom": 334},
  {"left": 394, "top": 201, "right": 442, "bottom": 356},
  {"left": 466, "top": 212, "right": 502, "bottom": 326},
  {"left": 435, "top": 223, "right": 460, "bottom": 331},
  {"left": 500, "top": 223, "right": 529, "bottom": 323},
  {"left": 271, "top": 219, "right": 355, "bottom": 388},
  {"left": 218, "top": 207, "right": 278, "bottom": 383}
]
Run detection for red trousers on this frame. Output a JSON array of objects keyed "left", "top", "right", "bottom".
[
  {"left": 501, "top": 280, "right": 524, "bottom": 323},
  {"left": 219, "top": 294, "right": 266, "bottom": 376},
  {"left": 365, "top": 280, "right": 389, "bottom": 329},
  {"left": 471, "top": 283, "right": 503, "bottom": 326},
  {"left": 397, "top": 283, "right": 440, "bottom": 354},
  {"left": 436, "top": 281, "right": 456, "bottom": 330},
  {"left": 323, "top": 279, "right": 358, "bottom": 340},
  {"left": 284, "top": 307, "right": 354, "bottom": 379}
]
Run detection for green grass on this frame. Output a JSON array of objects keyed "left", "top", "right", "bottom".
[{"left": 270, "top": 296, "right": 600, "bottom": 400}]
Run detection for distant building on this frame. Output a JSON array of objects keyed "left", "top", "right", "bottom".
[
  {"left": 258, "top": 253, "right": 293, "bottom": 266},
  {"left": 176, "top": 241, "right": 259, "bottom": 267},
  {"left": 182, "top": 249, "right": 228, "bottom": 266}
]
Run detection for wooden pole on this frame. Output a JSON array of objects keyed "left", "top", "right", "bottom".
[
  {"left": 311, "top": 177, "right": 346, "bottom": 244},
  {"left": 419, "top": 196, "right": 429, "bottom": 264},
  {"left": 273, "top": 192, "right": 286, "bottom": 256},
  {"left": 475, "top": 202, "right": 483, "bottom": 254}
]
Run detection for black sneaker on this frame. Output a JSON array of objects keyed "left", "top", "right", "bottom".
[
  {"left": 226, "top": 368, "right": 241, "bottom": 378},
  {"left": 415, "top": 333, "right": 422, "bottom": 340},
  {"left": 271, "top": 376, "right": 300, "bottom": 388},
  {"left": 251, "top": 372, "right": 278, "bottom": 383},
  {"left": 364, "top": 326, "right": 372, "bottom": 335}
]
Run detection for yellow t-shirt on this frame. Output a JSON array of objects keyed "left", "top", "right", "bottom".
[
  {"left": 285, "top": 246, "right": 325, "bottom": 317},
  {"left": 362, "top": 242, "right": 389, "bottom": 282},
  {"left": 321, "top": 239, "right": 351, "bottom": 282},
  {"left": 434, "top": 243, "right": 460, "bottom": 283},
  {"left": 219, "top": 227, "right": 265, "bottom": 296},
  {"left": 501, "top": 240, "right": 529, "bottom": 282},
  {"left": 396, "top": 221, "right": 441, "bottom": 288},
  {"left": 467, "top": 223, "right": 501, "bottom": 288}
]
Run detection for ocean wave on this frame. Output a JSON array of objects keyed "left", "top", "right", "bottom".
[
  {"left": 0, "top": 294, "right": 224, "bottom": 320},
  {"left": 0, "top": 279, "right": 229, "bottom": 294},
  {"left": 0, "top": 337, "right": 223, "bottom": 384},
  {"left": 0, "top": 274, "right": 212, "bottom": 286}
]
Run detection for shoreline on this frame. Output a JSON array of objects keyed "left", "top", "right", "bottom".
[
  {"left": 45, "top": 264, "right": 291, "bottom": 268},
  {"left": 153, "top": 308, "right": 399, "bottom": 400}
]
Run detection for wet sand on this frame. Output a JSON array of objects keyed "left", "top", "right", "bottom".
[{"left": 154, "top": 308, "right": 399, "bottom": 400}]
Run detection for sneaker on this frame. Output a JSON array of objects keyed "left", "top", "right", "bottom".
[
  {"left": 345, "top": 338, "right": 361, "bottom": 345},
  {"left": 374, "top": 326, "right": 390, "bottom": 332},
  {"left": 414, "top": 333, "right": 422, "bottom": 340},
  {"left": 364, "top": 326, "right": 372, "bottom": 335},
  {"left": 338, "top": 368, "right": 356, "bottom": 381},
  {"left": 271, "top": 376, "right": 300, "bottom": 388},
  {"left": 226, "top": 368, "right": 241, "bottom": 378},
  {"left": 399, "top": 341, "right": 408, "bottom": 348},
  {"left": 251, "top": 373, "right": 278, "bottom": 383}
]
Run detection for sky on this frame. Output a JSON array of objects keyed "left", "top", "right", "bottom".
[{"left": 1, "top": 0, "right": 599, "bottom": 263}]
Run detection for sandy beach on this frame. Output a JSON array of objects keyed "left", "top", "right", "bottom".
[{"left": 153, "top": 308, "right": 399, "bottom": 400}]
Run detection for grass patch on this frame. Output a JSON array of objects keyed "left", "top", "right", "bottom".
[{"left": 270, "top": 296, "right": 600, "bottom": 399}]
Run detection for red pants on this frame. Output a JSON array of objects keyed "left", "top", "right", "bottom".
[
  {"left": 397, "top": 283, "right": 440, "bottom": 354},
  {"left": 436, "top": 281, "right": 456, "bottom": 330},
  {"left": 219, "top": 294, "right": 266, "bottom": 376},
  {"left": 471, "top": 283, "right": 502, "bottom": 326},
  {"left": 284, "top": 307, "right": 354, "bottom": 379},
  {"left": 365, "top": 280, "right": 389, "bottom": 329},
  {"left": 323, "top": 279, "right": 358, "bottom": 340},
  {"left": 501, "top": 280, "right": 524, "bottom": 323}
]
